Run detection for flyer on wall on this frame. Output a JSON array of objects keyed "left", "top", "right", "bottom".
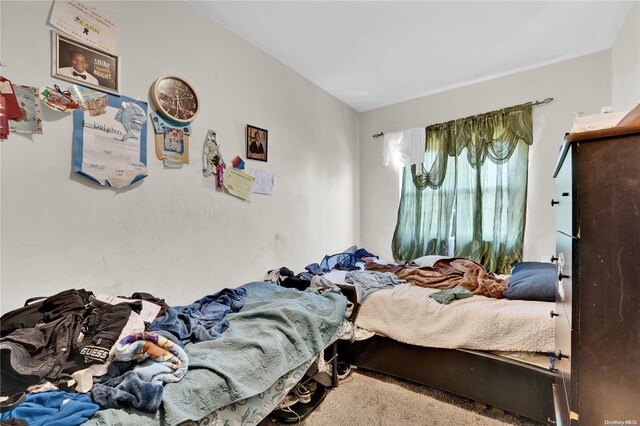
[
  {"left": 73, "top": 91, "right": 148, "bottom": 189},
  {"left": 49, "top": 0, "right": 119, "bottom": 54}
]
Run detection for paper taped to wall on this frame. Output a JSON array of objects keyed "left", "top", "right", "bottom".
[{"left": 248, "top": 169, "right": 275, "bottom": 195}]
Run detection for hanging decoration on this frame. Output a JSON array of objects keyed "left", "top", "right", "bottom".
[
  {"left": 149, "top": 111, "right": 191, "bottom": 168},
  {"left": 203, "top": 129, "right": 226, "bottom": 189}
]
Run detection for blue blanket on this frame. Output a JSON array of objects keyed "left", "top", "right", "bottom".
[{"left": 85, "top": 282, "right": 347, "bottom": 425}]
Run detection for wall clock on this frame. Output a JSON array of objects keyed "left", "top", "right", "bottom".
[{"left": 150, "top": 75, "right": 199, "bottom": 123}]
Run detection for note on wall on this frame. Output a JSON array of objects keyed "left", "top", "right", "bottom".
[{"left": 247, "top": 168, "right": 275, "bottom": 195}]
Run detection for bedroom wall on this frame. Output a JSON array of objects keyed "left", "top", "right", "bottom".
[
  {"left": 612, "top": 1, "right": 640, "bottom": 111},
  {"left": 358, "top": 51, "right": 612, "bottom": 262},
  {"left": 0, "top": 1, "right": 359, "bottom": 313}
]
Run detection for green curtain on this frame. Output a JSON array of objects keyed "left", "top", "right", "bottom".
[{"left": 391, "top": 103, "right": 533, "bottom": 273}]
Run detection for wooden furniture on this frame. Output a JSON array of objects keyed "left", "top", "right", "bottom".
[{"left": 552, "top": 124, "right": 640, "bottom": 425}]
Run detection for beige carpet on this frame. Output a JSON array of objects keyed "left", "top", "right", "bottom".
[{"left": 262, "top": 369, "right": 541, "bottom": 426}]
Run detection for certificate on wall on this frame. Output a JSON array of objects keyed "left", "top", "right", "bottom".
[
  {"left": 224, "top": 168, "right": 256, "bottom": 201},
  {"left": 49, "top": 0, "right": 119, "bottom": 54},
  {"left": 73, "top": 93, "right": 148, "bottom": 188}
]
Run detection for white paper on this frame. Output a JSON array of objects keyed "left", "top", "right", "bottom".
[
  {"left": 248, "top": 168, "right": 275, "bottom": 195},
  {"left": 81, "top": 105, "right": 147, "bottom": 188},
  {"left": 50, "top": 0, "right": 119, "bottom": 54}
]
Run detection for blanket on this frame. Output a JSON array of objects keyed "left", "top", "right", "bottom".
[
  {"left": 115, "top": 332, "right": 188, "bottom": 384},
  {"left": 355, "top": 283, "right": 554, "bottom": 352},
  {"left": 365, "top": 258, "right": 507, "bottom": 298},
  {"left": 84, "top": 282, "right": 347, "bottom": 425}
]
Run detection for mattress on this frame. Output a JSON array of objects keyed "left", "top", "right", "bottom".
[{"left": 354, "top": 283, "right": 554, "bottom": 352}]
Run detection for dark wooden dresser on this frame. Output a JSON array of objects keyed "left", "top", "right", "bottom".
[{"left": 552, "top": 124, "right": 640, "bottom": 425}]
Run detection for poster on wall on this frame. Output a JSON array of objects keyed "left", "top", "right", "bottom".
[
  {"left": 73, "top": 90, "right": 148, "bottom": 188},
  {"left": 49, "top": 0, "right": 119, "bottom": 54},
  {"left": 9, "top": 85, "right": 43, "bottom": 134}
]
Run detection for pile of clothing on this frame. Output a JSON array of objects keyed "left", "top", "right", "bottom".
[{"left": 0, "top": 287, "right": 247, "bottom": 424}]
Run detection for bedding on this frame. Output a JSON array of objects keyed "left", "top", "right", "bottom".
[
  {"left": 354, "top": 283, "right": 554, "bottom": 352},
  {"left": 364, "top": 258, "right": 507, "bottom": 298},
  {"left": 82, "top": 281, "right": 346, "bottom": 425}
]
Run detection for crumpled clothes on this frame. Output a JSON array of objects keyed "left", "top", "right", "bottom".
[
  {"left": 90, "top": 370, "right": 163, "bottom": 413},
  {"left": 264, "top": 267, "right": 295, "bottom": 285},
  {"left": 429, "top": 286, "right": 474, "bottom": 305},
  {"left": 148, "top": 287, "right": 247, "bottom": 345},
  {"left": 0, "top": 391, "right": 99, "bottom": 426},
  {"left": 345, "top": 270, "right": 406, "bottom": 303},
  {"left": 306, "top": 275, "right": 342, "bottom": 295},
  {"left": 115, "top": 332, "right": 188, "bottom": 384}
]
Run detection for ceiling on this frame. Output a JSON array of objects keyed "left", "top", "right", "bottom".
[{"left": 188, "top": 1, "right": 634, "bottom": 112}]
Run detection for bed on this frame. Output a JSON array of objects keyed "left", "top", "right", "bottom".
[
  {"left": 0, "top": 282, "right": 347, "bottom": 426},
  {"left": 327, "top": 261, "right": 557, "bottom": 424}
]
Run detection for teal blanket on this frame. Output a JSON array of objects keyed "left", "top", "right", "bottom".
[{"left": 85, "top": 282, "right": 347, "bottom": 425}]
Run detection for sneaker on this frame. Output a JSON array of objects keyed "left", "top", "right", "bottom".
[
  {"left": 337, "top": 362, "right": 352, "bottom": 380},
  {"left": 294, "top": 383, "right": 311, "bottom": 404},
  {"left": 277, "top": 392, "right": 299, "bottom": 409}
]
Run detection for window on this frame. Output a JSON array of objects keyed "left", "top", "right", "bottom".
[{"left": 391, "top": 103, "right": 532, "bottom": 273}]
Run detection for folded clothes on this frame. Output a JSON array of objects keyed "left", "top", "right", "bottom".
[
  {"left": 115, "top": 332, "right": 188, "bottom": 384},
  {"left": 0, "top": 391, "right": 99, "bottom": 426}
]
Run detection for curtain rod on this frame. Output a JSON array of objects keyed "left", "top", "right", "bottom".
[{"left": 372, "top": 97, "right": 554, "bottom": 138}]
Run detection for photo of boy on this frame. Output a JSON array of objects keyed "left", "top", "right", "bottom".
[{"left": 57, "top": 51, "right": 99, "bottom": 85}]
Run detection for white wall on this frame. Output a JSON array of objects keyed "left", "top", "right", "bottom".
[
  {"left": 359, "top": 51, "right": 612, "bottom": 262},
  {"left": 612, "top": 1, "right": 640, "bottom": 111},
  {"left": 0, "top": 1, "right": 359, "bottom": 313}
]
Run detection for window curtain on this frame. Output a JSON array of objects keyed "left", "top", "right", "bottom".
[{"left": 391, "top": 103, "right": 533, "bottom": 273}]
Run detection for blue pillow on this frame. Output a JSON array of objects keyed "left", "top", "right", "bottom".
[{"left": 503, "top": 262, "right": 556, "bottom": 302}]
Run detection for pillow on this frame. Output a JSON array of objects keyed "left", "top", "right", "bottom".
[
  {"left": 503, "top": 262, "right": 556, "bottom": 302},
  {"left": 412, "top": 255, "right": 452, "bottom": 268}
]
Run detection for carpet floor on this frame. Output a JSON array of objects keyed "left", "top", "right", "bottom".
[{"left": 261, "top": 369, "right": 542, "bottom": 426}]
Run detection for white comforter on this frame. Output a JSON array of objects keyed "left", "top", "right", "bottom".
[{"left": 354, "top": 283, "right": 554, "bottom": 352}]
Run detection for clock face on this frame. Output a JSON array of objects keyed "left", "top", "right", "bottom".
[{"left": 152, "top": 76, "right": 199, "bottom": 123}]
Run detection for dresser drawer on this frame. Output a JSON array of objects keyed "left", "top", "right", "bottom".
[
  {"left": 555, "top": 232, "right": 573, "bottom": 324},
  {"left": 553, "top": 147, "right": 574, "bottom": 237}
]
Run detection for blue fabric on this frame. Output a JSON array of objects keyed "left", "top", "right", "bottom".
[
  {"left": 319, "top": 253, "right": 357, "bottom": 272},
  {"left": 503, "top": 262, "right": 556, "bottom": 302},
  {"left": 148, "top": 287, "right": 247, "bottom": 345},
  {"left": 90, "top": 370, "right": 164, "bottom": 413},
  {"left": 305, "top": 263, "right": 324, "bottom": 275},
  {"left": 353, "top": 247, "right": 377, "bottom": 262},
  {"left": 0, "top": 391, "right": 98, "bottom": 426},
  {"left": 83, "top": 281, "right": 347, "bottom": 426}
]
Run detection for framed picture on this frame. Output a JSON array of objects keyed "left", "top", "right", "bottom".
[
  {"left": 51, "top": 31, "right": 120, "bottom": 94},
  {"left": 246, "top": 124, "right": 268, "bottom": 162}
]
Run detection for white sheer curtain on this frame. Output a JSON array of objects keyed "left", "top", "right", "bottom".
[{"left": 382, "top": 128, "right": 425, "bottom": 175}]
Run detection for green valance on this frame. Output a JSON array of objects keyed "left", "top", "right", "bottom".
[{"left": 413, "top": 102, "right": 533, "bottom": 190}]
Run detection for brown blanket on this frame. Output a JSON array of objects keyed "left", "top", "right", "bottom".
[{"left": 364, "top": 258, "right": 507, "bottom": 299}]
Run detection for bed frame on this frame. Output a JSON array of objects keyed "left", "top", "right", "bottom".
[{"left": 342, "top": 335, "right": 555, "bottom": 424}]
